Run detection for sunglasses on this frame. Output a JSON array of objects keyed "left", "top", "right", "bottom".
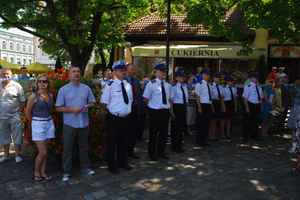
[{"left": 37, "top": 80, "right": 49, "bottom": 84}]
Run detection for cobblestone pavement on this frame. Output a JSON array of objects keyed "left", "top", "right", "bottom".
[{"left": 0, "top": 124, "right": 299, "bottom": 200}]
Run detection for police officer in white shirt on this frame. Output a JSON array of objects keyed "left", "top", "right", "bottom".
[
  {"left": 220, "top": 75, "right": 237, "bottom": 139},
  {"left": 100, "top": 60, "right": 133, "bottom": 175},
  {"left": 195, "top": 68, "right": 214, "bottom": 147},
  {"left": 170, "top": 69, "right": 188, "bottom": 153},
  {"left": 242, "top": 72, "right": 264, "bottom": 142},
  {"left": 209, "top": 72, "right": 222, "bottom": 141},
  {"left": 143, "top": 64, "right": 174, "bottom": 161}
]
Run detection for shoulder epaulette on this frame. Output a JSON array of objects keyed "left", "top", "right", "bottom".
[
  {"left": 151, "top": 80, "right": 156, "bottom": 83},
  {"left": 199, "top": 81, "right": 203, "bottom": 84},
  {"left": 107, "top": 81, "right": 114, "bottom": 86},
  {"left": 247, "top": 84, "right": 251, "bottom": 87},
  {"left": 223, "top": 85, "right": 226, "bottom": 88}
]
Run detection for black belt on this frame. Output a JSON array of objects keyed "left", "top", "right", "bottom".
[{"left": 248, "top": 102, "right": 261, "bottom": 106}]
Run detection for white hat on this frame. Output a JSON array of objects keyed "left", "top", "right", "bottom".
[
  {"left": 279, "top": 67, "right": 285, "bottom": 70},
  {"left": 272, "top": 66, "right": 277, "bottom": 70}
]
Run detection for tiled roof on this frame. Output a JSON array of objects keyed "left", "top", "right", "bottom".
[{"left": 124, "top": 9, "right": 254, "bottom": 37}]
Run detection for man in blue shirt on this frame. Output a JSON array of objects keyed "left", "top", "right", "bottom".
[
  {"left": 55, "top": 66, "right": 96, "bottom": 182},
  {"left": 193, "top": 67, "right": 203, "bottom": 84}
]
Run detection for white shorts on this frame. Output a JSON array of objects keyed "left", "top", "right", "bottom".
[
  {"left": 31, "top": 117, "right": 55, "bottom": 141},
  {"left": 187, "top": 106, "right": 196, "bottom": 125}
]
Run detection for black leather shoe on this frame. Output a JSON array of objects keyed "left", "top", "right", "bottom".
[
  {"left": 173, "top": 148, "right": 185, "bottom": 153},
  {"left": 128, "top": 153, "right": 140, "bottom": 159},
  {"left": 117, "top": 164, "right": 133, "bottom": 170},
  {"left": 157, "top": 154, "right": 170, "bottom": 160},
  {"left": 108, "top": 168, "right": 119, "bottom": 175},
  {"left": 149, "top": 155, "right": 157, "bottom": 161}
]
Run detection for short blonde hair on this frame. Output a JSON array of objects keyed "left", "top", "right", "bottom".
[{"left": 35, "top": 74, "right": 51, "bottom": 89}]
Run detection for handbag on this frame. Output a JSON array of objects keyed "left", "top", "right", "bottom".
[{"left": 38, "top": 93, "right": 52, "bottom": 118}]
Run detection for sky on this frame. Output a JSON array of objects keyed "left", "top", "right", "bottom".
[{"left": 0, "top": 19, "right": 34, "bottom": 37}]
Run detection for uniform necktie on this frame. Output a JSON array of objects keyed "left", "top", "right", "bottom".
[
  {"left": 255, "top": 84, "right": 261, "bottom": 101},
  {"left": 130, "top": 78, "right": 136, "bottom": 105},
  {"left": 207, "top": 83, "right": 212, "bottom": 102},
  {"left": 121, "top": 82, "right": 129, "bottom": 104},
  {"left": 216, "top": 84, "right": 221, "bottom": 99},
  {"left": 161, "top": 82, "right": 167, "bottom": 105},
  {"left": 181, "top": 85, "right": 187, "bottom": 105},
  {"left": 229, "top": 87, "right": 234, "bottom": 101}
]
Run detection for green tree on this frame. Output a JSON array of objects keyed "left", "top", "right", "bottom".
[
  {"left": 54, "top": 56, "right": 62, "bottom": 72},
  {"left": 255, "top": 54, "right": 268, "bottom": 84},
  {"left": 186, "top": 0, "right": 300, "bottom": 47},
  {"left": 0, "top": 0, "right": 151, "bottom": 74}
]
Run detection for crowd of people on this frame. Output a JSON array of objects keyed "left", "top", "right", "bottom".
[{"left": 0, "top": 61, "right": 300, "bottom": 182}]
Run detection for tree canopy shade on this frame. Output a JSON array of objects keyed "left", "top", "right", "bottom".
[
  {"left": 186, "top": 0, "right": 300, "bottom": 45},
  {"left": 0, "top": 0, "right": 151, "bottom": 74}
]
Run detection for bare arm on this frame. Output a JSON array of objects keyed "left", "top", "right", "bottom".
[
  {"left": 55, "top": 106, "right": 81, "bottom": 114},
  {"left": 25, "top": 94, "right": 36, "bottom": 124},
  {"left": 143, "top": 97, "right": 149, "bottom": 105}
]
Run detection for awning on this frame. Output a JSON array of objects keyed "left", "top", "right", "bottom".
[{"left": 131, "top": 45, "right": 266, "bottom": 59}]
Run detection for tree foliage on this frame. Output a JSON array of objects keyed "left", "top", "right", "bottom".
[
  {"left": 186, "top": 0, "right": 300, "bottom": 45},
  {"left": 0, "top": 0, "right": 151, "bottom": 74}
]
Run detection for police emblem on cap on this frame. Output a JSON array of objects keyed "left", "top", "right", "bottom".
[
  {"left": 112, "top": 59, "right": 126, "bottom": 70},
  {"left": 249, "top": 72, "right": 258, "bottom": 78}
]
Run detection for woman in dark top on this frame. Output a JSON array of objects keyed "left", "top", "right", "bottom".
[{"left": 25, "top": 74, "right": 55, "bottom": 181}]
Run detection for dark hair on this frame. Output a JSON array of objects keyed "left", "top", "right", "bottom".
[
  {"left": 294, "top": 76, "right": 300, "bottom": 82},
  {"left": 20, "top": 67, "right": 27, "bottom": 70}
]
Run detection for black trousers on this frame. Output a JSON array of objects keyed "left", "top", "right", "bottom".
[
  {"left": 106, "top": 112, "right": 130, "bottom": 170},
  {"left": 137, "top": 113, "right": 146, "bottom": 140},
  {"left": 278, "top": 107, "right": 288, "bottom": 130},
  {"left": 196, "top": 104, "right": 212, "bottom": 145},
  {"left": 148, "top": 108, "right": 169, "bottom": 157},
  {"left": 171, "top": 104, "right": 186, "bottom": 150},
  {"left": 128, "top": 105, "right": 138, "bottom": 154},
  {"left": 243, "top": 102, "right": 261, "bottom": 139}
]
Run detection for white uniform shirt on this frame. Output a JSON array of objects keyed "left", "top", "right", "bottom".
[
  {"left": 171, "top": 83, "right": 189, "bottom": 104},
  {"left": 276, "top": 72, "right": 287, "bottom": 78},
  {"left": 242, "top": 82, "right": 264, "bottom": 104},
  {"left": 143, "top": 78, "right": 174, "bottom": 109},
  {"left": 211, "top": 82, "right": 223, "bottom": 100},
  {"left": 196, "top": 80, "right": 212, "bottom": 104},
  {"left": 100, "top": 78, "right": 133, "bottom": 115},
  {"left": 222, "top": 85, "right": 237, "bottom": 101}
]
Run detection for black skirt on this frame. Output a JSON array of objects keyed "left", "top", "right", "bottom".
[
  {"left": 221, "top": 100, "right": 235, "bottom": 119},
  {"left": 211, "top": 99, "right": 221, "bottom": 119}
]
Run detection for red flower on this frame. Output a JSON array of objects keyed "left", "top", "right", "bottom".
[
  {"left": 91, "top": 138, "right": 95, "bottom": 141},
  {"left": 61, "top": 68, "right": 65, "bottom": 72},
  {"left": 92, "top": 114, "right": 98, "bottom": 118},
  {"left": 56, "top": 68, "right": 61, "bottom": 71},
  {"left": 55, "top": 123, "right": 59, "bottom": 128},
  {"left": 98, "top": 145, "right": 103, "bottom": 149},
  {"left": 103, "top": 133, "right": 107, "bottom": 137},
  {"left": 94, "top": 148, "right": 98, "bottom": 153},
  {"left": 99, "top": 124, "right": 103, "bottom": 129}
]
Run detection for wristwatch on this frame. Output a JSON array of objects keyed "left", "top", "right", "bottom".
[{"left": 18, "top": 112, "right": 23, "bottom": 115}]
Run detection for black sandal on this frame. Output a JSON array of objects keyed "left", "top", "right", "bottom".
[
  {"left": 33, "top": 175, "right": 42, "bottom": 182},
  {"left": 41, "top": 175, "right": 53, "bottom": 181}
]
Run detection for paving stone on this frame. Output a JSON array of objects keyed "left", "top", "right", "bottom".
[
  {"left": 90, "top": 182, "right": 103, "bottom": 187},
  {"left": 84, "top": 194, "right": 95, "bottom": 200},
  {"left": 55, "top": 180, "right": 67, "bottom": 187},
  {"left": 33, "top": 184, "right": 46, "bottom": 192},
  {"left": 92, "top": 190, "right": 107, "bottom": 199},
  {"left": 13, "top": 189, "right": 26, "bottom": 198}
]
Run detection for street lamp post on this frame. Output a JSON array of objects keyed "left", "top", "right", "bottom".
[{"left": 166, "top": 0, "right": 171, "bottom": 82}]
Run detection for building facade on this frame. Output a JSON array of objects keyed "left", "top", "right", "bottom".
[{"left": 0, "top": 30, "right": 34, "bottom": 66}]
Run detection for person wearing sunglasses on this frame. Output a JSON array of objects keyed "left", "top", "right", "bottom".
[
  {"left": 25, "top": 74, "right": 55, "bottom": 181},
  {"left": 242, "top": 72, "right": 264, "bottom": 142},
  {"left": 261, "top": 78, "right": 276, "bottom": 138}
]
